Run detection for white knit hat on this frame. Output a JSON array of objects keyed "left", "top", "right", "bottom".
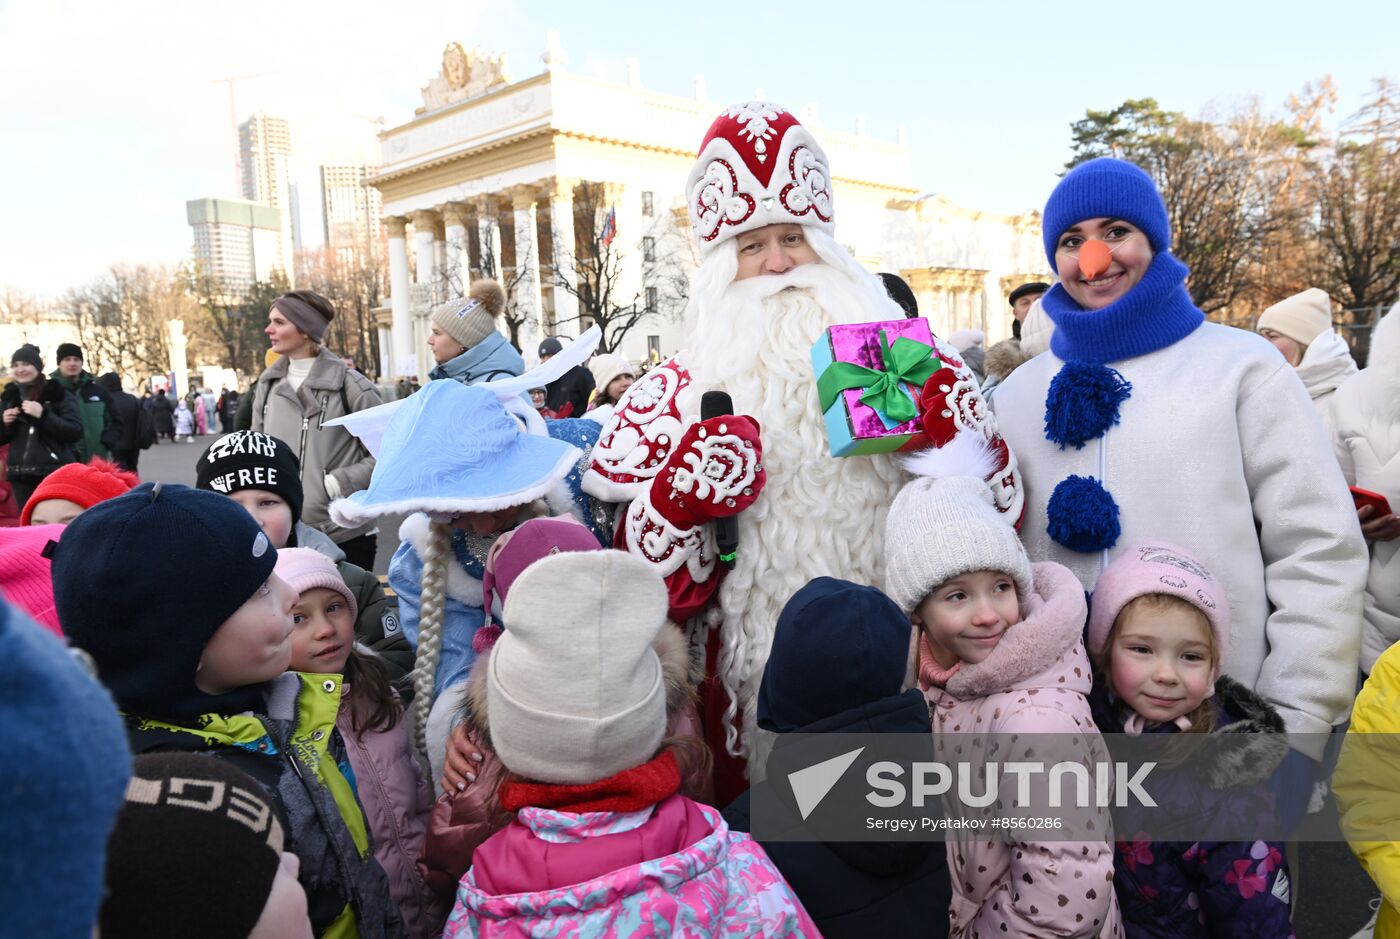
[
  {"left": 884, "top": 434, "right": 1033, "bottom": 613},
  {"left": 486, "top": 550, "right": 668, "bottom": 785},
  {"left": 1256, "top": 288, "right": 1332, "bottom": 347},
  {"left": 588, "top": 353, "right": 634, "bottom": 396}
]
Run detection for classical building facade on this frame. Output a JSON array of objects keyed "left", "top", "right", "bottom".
[{"left": 370, "top": 36, "right": 1050, "bottom": 379}]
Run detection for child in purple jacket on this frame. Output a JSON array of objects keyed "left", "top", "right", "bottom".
[{"left": 1088, "top": 543, "right": 1295, "bottom": 938}]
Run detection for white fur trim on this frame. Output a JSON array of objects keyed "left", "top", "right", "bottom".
[
  {"left": 398, "top": 513, "right": 484, "bottom": 606},
  {"left": 901, "top": 432, "right": 1000, "bottom": 482},
  {"left": 329, "top": 444, "right": 581, "bottom": 528}
]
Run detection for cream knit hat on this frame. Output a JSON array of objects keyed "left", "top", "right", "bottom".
[
  {"left": 487, "top": 550, "right": 668, "bottom": 785},
  {"left": 1257, "top": 288, "right": 1333, "bottom": 348},
  {"left": 884, "top": 435, "right": 1033, "bottom": 613},
  {"left": 430, "top": 279, "right": 507, "bottom": 351},
  {"left": 588, "top": 353, "right": 634, "bottom": 397}
]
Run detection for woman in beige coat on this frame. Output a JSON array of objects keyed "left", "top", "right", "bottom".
[{"left": 252, "top": 290, "right": 383, "bottom": 570}]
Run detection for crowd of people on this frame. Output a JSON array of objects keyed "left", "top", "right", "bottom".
[{"left": 2, "top": 100, "right": 1398, "bottom": 939}]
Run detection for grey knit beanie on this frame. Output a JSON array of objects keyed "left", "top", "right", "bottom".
[
  {"left": 431, "top": 279, "right": 507, "bottom": 351},
  {"left": 487, "top": 550, "right": 668, "bottom": 785},
  {"left": 884, "top": 436, "right": 1032, "bottom": 613}
]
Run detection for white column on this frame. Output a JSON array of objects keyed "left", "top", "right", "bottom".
[
  {"left": 548, "top": 177, "right": 579, "bottom": 338},
  {"left": 442, "top": 203, "right": 468, "bottom": 299},
  {"left": 511, "top": 185, "right": 544, "bottom": 355},
  {"left": 615, "top": 181, "right": 645, "bottom": 316},
  {"left": 412, "top": 209, "right": 438, "bottom": 287},
  {"left": 387, "top": 216, "right": 414, "bottom": 379},
  {"left": 433, "top": 217, "right": 447, "bottom": 296},
  {"left": 410, "top": 210, "right": 439, "bottom": 379},
  {"left": 476, "top": 195, "right": 502, "bottom": 280}
]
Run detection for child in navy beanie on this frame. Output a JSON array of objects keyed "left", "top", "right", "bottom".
[
  {"left": 723, "top": 578, "right": 951, "bottom": 939},
  {"left": 989, "top": 154, "right": 1368, "bottom": 833},
  {"left": 51, "top": 483, "right": 407, "bottom": 939},
  {"left": 0, "top": 598, "right": 131, "bottom": 938}
]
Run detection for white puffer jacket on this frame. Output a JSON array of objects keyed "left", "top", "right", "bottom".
[
  {"left": 993, "top": 321, "right": 1368, "bottom": 758},
  {"left": 1295, "top": 328, "right": 1358, "bottom": 435},
  {"left": 1331, "top": 304, "right": 1400, "bottom": 673}
]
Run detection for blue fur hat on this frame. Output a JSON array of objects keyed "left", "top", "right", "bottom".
[
  {"left": 0, "top": 600, "right": 131, "bottom": 937},
  {"left": 1043, "top": 158, "right": 1170, "bottom": 271},
  {"left": 329, "top": 379, "right": 581, "bottom": 527}
]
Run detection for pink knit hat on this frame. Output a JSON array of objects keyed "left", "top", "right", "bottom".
[
  {"left": 272, "top": 547, "right": 357, "bottom": 621},
  {"left": 0, "top": 524, "right": 64, "bottom": 636},
  {"left": 477, "top": 517, "right": 601, "bottom": 653},
  {"left": 1087, "top": 542, "right": 1229, "bottom": 675}
]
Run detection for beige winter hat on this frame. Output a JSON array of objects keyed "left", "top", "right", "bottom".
[
  {"left": 1257, "top": 288, "right": 1333, "bottom": 347},
  {"left": 884, "top": 434, "right": 1033, "bottom": 613},
  {"left": 486, "top": 550, "right": 668, "bottom": 785},
  {"left": 431, "top": 279, "right": 507, "bottom": 351},
  {"left": 588, "top": 353, "right": 635, "bottom": 395}
]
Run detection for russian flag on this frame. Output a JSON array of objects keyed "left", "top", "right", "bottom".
[{"left": 601, "top": 207, "right": 617, "bottom": 247}]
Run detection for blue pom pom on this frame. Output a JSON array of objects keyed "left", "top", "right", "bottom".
[
  {"left": 1043, "top": 362, "right": 1132, "bottom": 450},
  {"left": 1047, "top": 475, "right": 1121, "bottom": 553}
]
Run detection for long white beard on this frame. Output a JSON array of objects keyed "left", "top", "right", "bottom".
[{"left": 680, "top": 248, "right": 910, "bottom": 769}]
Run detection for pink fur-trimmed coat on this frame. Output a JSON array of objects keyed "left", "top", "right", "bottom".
[{"left": 921, "top": 561, "right": 1123, "bottom": 939}]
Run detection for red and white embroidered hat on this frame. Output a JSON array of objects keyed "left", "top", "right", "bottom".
[{"left": 686, "top": 102, "right": 835, "bottom": 254}]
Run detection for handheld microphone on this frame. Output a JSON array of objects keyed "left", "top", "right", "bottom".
[{"left": 700, "top": 391, "right": 741, "bottom": 568}]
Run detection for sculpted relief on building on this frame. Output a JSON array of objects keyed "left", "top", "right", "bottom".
[{"left": 418, "top": 42, "right": 511, "bottom": 114}]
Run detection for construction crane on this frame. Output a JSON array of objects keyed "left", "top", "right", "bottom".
[{"left": 212, "top": 74, "right": 263, "bottom": 197}]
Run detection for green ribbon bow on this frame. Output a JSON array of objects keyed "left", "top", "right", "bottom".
[{"left": 816, "top": 329, "right": 939, "bottom": 425}]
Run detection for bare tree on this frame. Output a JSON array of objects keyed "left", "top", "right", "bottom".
[
  {"left": 189, "top": 264, "right": 289, "bottom": 381},
  {"left": 1066, "top": 98, "right": 1312, "bottom": 316},
  {"left": 548, "top": 183, "right": 692, "bottom": 353},
  {"left": 58, "top": 265, "right": 211, "bottom": 379},
  {"left": 441, "top": 221, "right": 533, "bottom": 349},
  {"left": 297, "top": 244, "right": 388, "bottom": 378},
  {"left": 1307, "top": 79, "right": 1400, "bottom": 313}
]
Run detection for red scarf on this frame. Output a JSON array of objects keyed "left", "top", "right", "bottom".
[{"left": 500, "top": 750, "right": 682, "bottom": 814}]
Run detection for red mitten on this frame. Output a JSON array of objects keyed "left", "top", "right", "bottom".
[{"left": 648, "top": 416, "right": 765, "bottom": 529}]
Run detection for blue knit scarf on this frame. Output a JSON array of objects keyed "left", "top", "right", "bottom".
[{"left": 1041, "top": 251, "right": 1204, "bottom": 365}]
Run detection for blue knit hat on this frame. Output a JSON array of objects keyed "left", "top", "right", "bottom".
[
  {"left": 52, "top": 483, "right": 279, "bottom": 721},
  {"left": 1043, "top": 158, "right": 1170, "bottom": 271},
  {"left": 329, "top": 379, "right": 581, "bottom": 527},
  {"left": 758, "top": 577, "right": 913, "bottom": 733},
  {"left": 0, "top": 600, "right": 131, "bottom": 938}
]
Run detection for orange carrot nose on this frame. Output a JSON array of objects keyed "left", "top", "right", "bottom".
[{"left": 1079, "top": 240, "right": 1112, "bottom": 279}]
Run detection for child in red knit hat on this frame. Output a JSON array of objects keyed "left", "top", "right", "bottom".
[{"left": 20, "top": 457, "right": 138, "bottom": 526}]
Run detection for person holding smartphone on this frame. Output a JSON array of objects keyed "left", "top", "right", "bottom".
[{"left": 1331, "top": 302, "right": 1400, "bottom": 674}]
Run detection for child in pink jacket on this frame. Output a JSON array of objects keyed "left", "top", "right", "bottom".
[
  {"left": 885, "top": 437, "right": 1123, "bottom": 938},
  {"left": 442, "top": 549, "right": 818, "bottom": 937},
  {"left": 276, "top": 547, "right": 447, "bottom": 938},
  {"left": 419, "top": 517, "right": 714, "bottom": 903}
]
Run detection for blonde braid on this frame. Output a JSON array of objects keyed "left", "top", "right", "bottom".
[{"left": 412, "top": 520, "right": 453, "bottom": 761}]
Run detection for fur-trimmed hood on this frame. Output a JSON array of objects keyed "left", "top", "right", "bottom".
[
  {"left": 940, "top": 561, "right": 1089, "bottom": 701},
  {"left": 983, "top": 338, "right": 1031, "bottom": 381},
  {"left": 458, "top": 621, "right": 698, "bottom": 748},
  {"left": 1370, "top": 301, "right": 1400, "bottom": 390},
  {"left": 1090, "top": 673, "right": 1289, "bottom": 790}
]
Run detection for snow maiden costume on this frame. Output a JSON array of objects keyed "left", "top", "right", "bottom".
[
  {"left": 991, "top": 158, "right": 1367, "bottom": 770},
  {"left": 329, "top": 368, "right": 613, "bottom": 781}
]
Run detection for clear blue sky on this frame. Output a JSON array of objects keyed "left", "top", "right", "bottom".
[{"left": 1, "top": 0, "right": 1395, "bottom": 295}]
